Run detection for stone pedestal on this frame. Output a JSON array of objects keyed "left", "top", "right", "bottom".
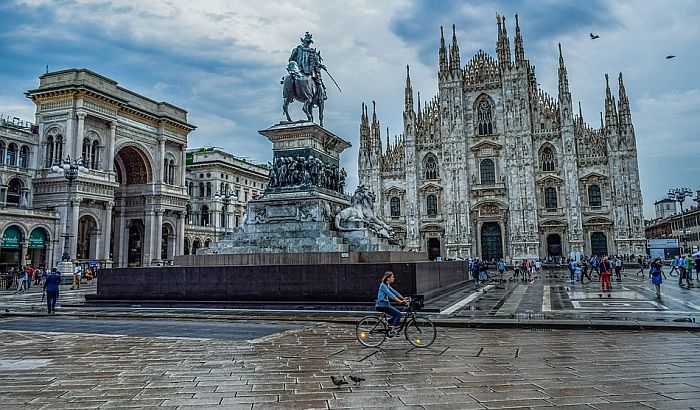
[
  {"left": 202, "top": 122, "right": 400, "bottom": 255},
  {"left": 56, "top": 261, "right": 74, "bottom": 280}
]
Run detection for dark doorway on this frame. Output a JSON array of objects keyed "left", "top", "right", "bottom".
[
  {"left": 590, "top": 232, "right": 608, "bottom": 257},
  {"left": 481, "top": 222, "right": 503, "bottom": 262},
  {"left": 427, "top": 238, "right": 441, "bottom": 261},
  {"left": 128, "top": 224, "right": 143, "bottom": 267},
  {"left": 547, "top": 234, "right": 562, "bottom": 257}
]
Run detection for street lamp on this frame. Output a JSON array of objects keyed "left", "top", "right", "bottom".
[
  {"left": 52, "top": 156, "right": 88, "bottom": 261},
  {"left": 214, "top": 189, "right": 236, "bottom": 236},
  {"left": 668, "top": 187, "right": 693, "bottom": 255}
]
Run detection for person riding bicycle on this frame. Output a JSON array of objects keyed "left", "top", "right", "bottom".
[{"left": 375, "top": 271, "right": 408, "bottom": 337}]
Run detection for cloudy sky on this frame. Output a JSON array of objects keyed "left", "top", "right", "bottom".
[{"left": 1, "top": 0, "right": 697, "bottom": 218}]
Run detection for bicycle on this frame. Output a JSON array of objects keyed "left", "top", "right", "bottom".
[{"left": 355, "top": 295, "right": 437, "bottom": 348}]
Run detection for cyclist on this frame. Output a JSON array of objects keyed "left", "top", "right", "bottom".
[{"left": 375, "top": 271, "right": 408, "bottom": 337}]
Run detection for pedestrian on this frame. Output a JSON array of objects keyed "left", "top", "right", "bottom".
[
  {"left": 70, "top": 265, "right": 81, "bottom": 290},
  {"left": 86, "top": 267, "right": 93, "bottom": 285},
  {"left": 497, "top": 258, "right": 506, "bottom": 281},
  {"left": 695, "top": 254, "right": 700, "bottom": 281},
  {"left": 678, "top": 255, "right": 689, "bottom": 288},
  {"left": 15, "top": 268, "right": 29, "bottom": 293},
  {"left": 649, "top": 257, "right": 664, "bottom": 297},
  {"left": 581, "top": 262, "right": 592, "bottom": 284},
  {"left": 43, "top": 268, "right": 62, "bottom": 314},
  {"left": 471, "top": 259, "right": 480, "bottom": 287},
  {"left": 569, "top": 258, "right": 577, "bottom": 283},
  {"left": 636, "top": 256, "right": 645, "bottom": 276},
  {"left": 513, "top": 260, "right": 521, "bottom": 281},
  {"left": 614, "top": 256, "right": 623, "bottom": 281},
  {"left": 590, "top": 255, "right": 599, "bottom": 276},
  {"left": 669, "top": 256, "right": 679, "bottom": 276},
  {"left": 599, "top": 256, "right": 613, "bottom": 296},
  {"left": 574, "top": 263, "right": 582, "bottom": 282},
  {"left": 687, "top": 257, "right": 695, "bottom": 283}
]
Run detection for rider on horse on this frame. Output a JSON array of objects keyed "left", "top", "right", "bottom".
[{"left": 288, "top": 32, "right": 327, "bottom": 103}]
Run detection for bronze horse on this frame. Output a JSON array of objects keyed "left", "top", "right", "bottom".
[{"left": 282, "top": 62, "right": 324, "bottom": 126}]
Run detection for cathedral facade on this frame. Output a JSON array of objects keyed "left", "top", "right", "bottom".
[{"left": 359, "top": 16, "right": 646, "bottom": 261}]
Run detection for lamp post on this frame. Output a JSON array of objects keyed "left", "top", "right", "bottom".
[
  {"left": 668, "top": 187, "right": 692, "bottom": 255},
  {"left": 52, "top": 156, "right": 88, "bottom": 261},
  {"left": 214, "top": 189, "right": 236, "bottom": 237}
]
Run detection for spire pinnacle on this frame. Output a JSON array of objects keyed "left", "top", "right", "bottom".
[
  {"left": 558, "top": 43, "right": 569, "bottom": 96},
  {"left": 449, "top": 24, "right": 461, "bottom": 72},
  {"left": 497, "top": 14, "right": 512, "bottom": 68},
  {"left": 405, "top": 65, "right": 414, "bottom": 112},
  {"left": 514, "top": 13, "right": 525, "bottom": 64},
  {"left": 439, "top": 26, "right": 448, "bottom": 73}
]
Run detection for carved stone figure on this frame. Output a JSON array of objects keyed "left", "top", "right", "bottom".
[
  {"left": 335, "top": 185, "right": 396, "bottom": 241},
  {"left": 282, "top": 32, "right": 327, "bottom": 126}
]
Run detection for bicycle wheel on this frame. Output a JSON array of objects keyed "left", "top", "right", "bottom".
[
  {"left": 356, "top": 316, "right": 387, "bottom": 347},
  {"left": 405, "top": 316, "right": 437, "bottom": 348}
]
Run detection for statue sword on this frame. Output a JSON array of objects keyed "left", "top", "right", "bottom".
[{"left": 321, "top": 67, "right": 342, "bottom": 93}]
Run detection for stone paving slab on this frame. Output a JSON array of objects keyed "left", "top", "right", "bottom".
[{"left": 2, "top": 321, "right": 700, "bottom": 408}]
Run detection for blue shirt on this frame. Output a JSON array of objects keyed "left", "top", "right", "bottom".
[
  {"left": 376, "top": 283, "right": 399, "bottom": 307},
  {"left": 44, "top": 272, "right": 62, "bottom": 293}
]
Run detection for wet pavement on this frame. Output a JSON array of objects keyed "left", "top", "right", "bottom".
[
  {"left": 1, "top": 319, "right": 700, "bottom": 409},
  {"left": 443, "top": 268, "right": 700, "bottom": 323}
]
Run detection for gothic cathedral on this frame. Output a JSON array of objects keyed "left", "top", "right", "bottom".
[{"left": 358, "top": 16, "right": 646, "bottom": 261}]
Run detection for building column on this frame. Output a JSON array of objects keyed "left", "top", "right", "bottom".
[
  {"left": 158, "top": 138, "right": 166, "bottom": 183},
  {"left": 180, "top": 147, "right": 186, "bottom": 187},
  {"left": 113, "top": 212, "right": 126, "bottom": 268},
  {"left": 102, "top": 202, "right": 114, "bottom": 263},
  {"left": 76, "top": 111, "right": 86, "bottom": 161},
  {"left": 107, "top": 123, "right": 116, "bottom": 172},
  {"left": 176, "top": 211, "right": 186, "bottom": 256},
  {"left": 153, "top": 209, "right": 164, "bottom": 264},
  {"left": 20, "top": 241, "right": 29, "bottom": 267},
  {"left": 69, "top": 197, "right": 82, "bottom": 261},
  {"left": 143, "top": 209, "right": 155, "bottom": 267}
]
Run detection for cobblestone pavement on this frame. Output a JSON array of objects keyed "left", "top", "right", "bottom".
[{"left": 2, "top": 320, "right": 700, "bottom": 409}]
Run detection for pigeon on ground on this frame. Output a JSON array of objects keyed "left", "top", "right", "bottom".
[
  {"left": 666, "top": 55, "right": 676, "bottom": 59},
  {"left": 331, "top": 376, "right": 348, "bottom": 387},
  {"left": 349, "top": 375, "right": 365, "bottom": 385},
  {"left": 590, "top": 33, "right": 600, "bottom": 39}
]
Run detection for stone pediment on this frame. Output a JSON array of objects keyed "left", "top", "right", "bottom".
[
  {"left": 579, "top": 171, "right": 607, "bottom": 182},
  {"left": 470, "top": 199, "right": 508, "bottom": 213},
  {"left": 583, "top": 216, "right": 613, "bottom": 225},
  {"left": 536, "top": 174, "right": 564, "bottom": 186},
  {"left": 419, "top": 182, "right": 443, "bottom": 193},
  {"left": 539, "top": 219, "right": 566, "bottom": 227},
  {"left": 384, "top": 186, "right": 406, "bottom": 197},
  {"left": 420, "top": 223, "right": 444, "bottom": 232},
  {"left": 469, "top": 140, "right": 503, "bottom": 154}
]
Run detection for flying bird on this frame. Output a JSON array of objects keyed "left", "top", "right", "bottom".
[
  {"left": 331, "top": 376, "right": 348, "bottom": 387},
  {"left": 666, "top": 55, "right": 676, "bottom": 59},
  {"left": 590, "top": 33, "right": 600, "bottom": 40},
  {"left": 349, "top": 375, "right": 365, "bottom": 385}
]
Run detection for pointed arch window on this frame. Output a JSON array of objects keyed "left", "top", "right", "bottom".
[
  {"left": 424, "top": 156, "right": 438, "bottom": 180},
  {"left": 588, "top": 185, "right": 602, "bottom": 207},
  {"left": 477, "top": 99, "right": 493, "bottom": 135},
  {"left": 427, "top": 195, "right": 438, "bottom": 217},
  {"left": 0, "top": 140, "right": 5, "bottom": 165},
  {"left": 541, "top": 146, "right": 555, "bottom": 171},
  {"left": 480, "top": 159, "right": 496, "bottom": 185},
  {"left": 545, "top": 187, "right": 558, "bottom": 210},
  {"left": 390, "top": 196, "right": 401, "bottom": 217}
]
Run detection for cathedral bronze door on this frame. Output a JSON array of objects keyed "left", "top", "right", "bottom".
[
  {"left": 590, "top": 232, "right": 608, "bottom": 257},
  {"left": 427, "top": 238, "right": 441, "bottom": 261},
  {"left": 481, "top": 223, "right": 503, "bottom": 262}
]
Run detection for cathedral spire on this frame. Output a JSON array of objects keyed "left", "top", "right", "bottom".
[
  {"left": 618, "top": 72, "right": 633, "bottom": 128},
  {"left": 449, "top": 24, "right": 461, "bottom": 73},
  {"left": 496, "top": 14, "right": 512, "bottom": 69},
  {"left": 439, "top": 26, "right": 448, "bottom": 74},
  {"left": 604, "top": 74, "right": 618, "bottom": 128},
  {"left": 578, "top": 101, "right": 583, "bottom": 125},
  {"left": 514, "top": 14, "right": 525, "bottom": 65},
  {"left": 404, "top": 65, "right": 414, "bottom": 113},
  {"left": 359, "top": 102, "right": 370, "bottom": 155},
  {"left": 557, "top": 43, "right": 570, "bottom": 96},
  {"left": 417, "top": 91, "right": 422, "bottom": 118}
]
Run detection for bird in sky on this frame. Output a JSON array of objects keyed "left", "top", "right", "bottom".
[
  {"left": 590, "top": 33, "right": 600, "bottom": 39},
  {"left": 666, "top": 55, "right": 676, "bottom": 59},
  {"left": 331, "top": 376, "right": 348, "bottom": 387},
  {"left": 349, "top": 375, "right": 366, "bottom": 385}
]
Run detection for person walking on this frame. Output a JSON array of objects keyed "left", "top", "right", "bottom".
[
  {"left": 599, "top": 256, "right": 613, "bottom": 296},
  {"left": 581, "top": 262, "right": 592, "bottom": 284},
  {"left": 678, "top": 255, "right": 689, "bottom": 288},
  {"left": 43, "top": 268, "right": 62, "bottom": 314},
  {"left": 669, "top": 256, "right": 679, "bottom": 276},
  {"left": 15, "top": 268, "right": 29, "bottom": 293},
  {"left": 649, "top": 257, "right": 664, "bottom": 297},
  {"left": 375, "top": 271, "right": 408, "bottom": 337},
  {"left": 497, "top": 258, "right": 506, "bottom": 281},
  {"left": 687, "top": 257, "right": 695, "bottom": 284},
  {"left": 569, "top": 258, "right": 577, "bottom": 283},
  {"left": 694, "top": 254, "right": 700, "bottom": 281},
  {"left": 614, "top": 256, "right": 623, "bottom": 282}
]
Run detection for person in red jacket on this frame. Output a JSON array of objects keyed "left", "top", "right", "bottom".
[{"left": 599, "top": 256, "right": 613, "bottom": 296}]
